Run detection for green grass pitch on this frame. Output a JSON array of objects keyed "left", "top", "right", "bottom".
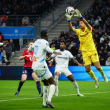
[{"left": 0, "top": 80, "right": 110, "bottom": 110}]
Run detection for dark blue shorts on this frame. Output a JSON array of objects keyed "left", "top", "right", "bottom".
[{"left": 22, "top": 67, "right": 34, "bottom": 76}]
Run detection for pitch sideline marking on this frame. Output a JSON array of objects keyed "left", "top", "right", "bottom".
[{"left": 0, "top": 91, "right": 110, "bottom": 102}]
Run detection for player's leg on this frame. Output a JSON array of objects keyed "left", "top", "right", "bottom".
[
  {"left": 54, "top": 71, "right": 61, "bottom": 96},
  {"left": 85, "top": 65, "right": 99, "bottom": 88},
  {"left": 46, "top": 76, "right": 56, "bottom": 108},
  {"left": 15, "top": 72, "right": 27, "bottom": 96},
  {"left": 63, "top": 69, "right": 83, "bottom": 97},
  {"left": 82, "top": 52, "right": 99, "bottom": 89},
  {"left": 42, "top": 79, "right": 49, "bottom": 108},
  {"left": 35, "top": 68, "right": 55, "bottom": 108},
  {"left": 31, "top": 72, "right": 43, "bottom": 97},
  {"left": 93, "top": 61, "right": 108, "bottom": 82}
]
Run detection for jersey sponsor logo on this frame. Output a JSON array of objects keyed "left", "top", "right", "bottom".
[
  {"left": 58, "top": 56, "right": 68, "bottom": 59},
  {"left": 33, "top": 56, "right": 39, "bottom": 62},
  {"left": 80, "top": 31, "right": 89, "bottom": 37}
]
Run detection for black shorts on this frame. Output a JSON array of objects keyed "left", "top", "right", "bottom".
[{"left": 22, "top": 67, "right": 34, "bottom": 76}]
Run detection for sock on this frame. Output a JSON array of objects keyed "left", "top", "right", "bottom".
[
  {"left": 87, "top": 70, "right": 96, "bottom": 80},
  {"left": 43, "top": 86, "right": 49, "bottom": 106},
  {"left": 17, "top": 81, "right": 25, "bottom": 92},
  {"left": 73, "top": 81, "right": 80, "bottom": 94},
  {"left": 36, "top": 81, "right": 41, "bottom": 94},
  {"left": 47, "top": 84, "right": 55, "bottom": 102},
  {"left": 55, "top": 76, "right": 59, "bottom": 92},
  {"left": 98, "top": 67, "right": 105, "bottom": 77}
]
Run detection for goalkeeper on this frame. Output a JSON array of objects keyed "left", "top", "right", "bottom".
[{"left": 65, "top": 9, "right": 108, "bottom": 88}]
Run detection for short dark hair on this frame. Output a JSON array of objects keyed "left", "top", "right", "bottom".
[
  {"left": 28, "top": 41, "right": 33, "bottom": 44},
  {"left": 60, "top": 41, "right": 66, "bottom": 45},
  {"left": 41, "top": 30, "right": 47, "bottom": 38}
]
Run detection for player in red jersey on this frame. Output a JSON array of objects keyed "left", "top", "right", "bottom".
[{"left": 15, "top": 41, "right": 43, "bottom": 97}]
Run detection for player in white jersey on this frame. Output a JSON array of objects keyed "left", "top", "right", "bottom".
[
  {"left": 50, "top": 41, "right": 84, "bottom": 97},
  {"left": 28, "top": 30, "right": 61, "bottom": 108}
]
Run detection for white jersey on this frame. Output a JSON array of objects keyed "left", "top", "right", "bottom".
[
  {"left": 28, "top": 38, "right": 54, "bottom": 71},
  {"left": 28, "top": 38, "right": 54, "bottom": 63},
  {"left": 51, "top": 49, "right": 73, "bottom": 68}
]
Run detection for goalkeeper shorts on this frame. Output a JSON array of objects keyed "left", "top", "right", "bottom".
[{"left": 82, "top": 51, "right": 99, "bottom": 66}]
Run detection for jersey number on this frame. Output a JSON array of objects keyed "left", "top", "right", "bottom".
[{"left": 34, "top": 46, "right": 39, "bottom": 55}]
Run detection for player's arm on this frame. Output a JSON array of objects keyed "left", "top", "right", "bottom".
[
  {"left": 82, "top": 18, "right": 91, "bottom": 30},
  {"left": 19, "top": 55, "right": 32, "bottom": 60},
  {"left": 45, "top": 44, "right": 61, "bottom": 55},
  {"left": 69, "top": 51, "right": 82, "bottom": 66},
  {"left": 74, "top": 9, "right": 91, "bottom": 30},
  {"left": 0, "top": 40, "right": 8, "bottom": 46},
  {"left": 72, "top": 58, "right": 83, "bottom": 66},
  {"left": 65, "top": 13, "right": 77, "bottom": 34},
  {"left": 19, "top": 50, "right": 32, "bottom": 60}
]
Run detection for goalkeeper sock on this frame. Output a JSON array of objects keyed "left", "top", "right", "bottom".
[
  {"left": 87, "top": 70, "right": 96, "bottom": 80},
  {"left": 17, "top": 81, "right": 25, "bottom": 92},
  {"left": 73, "top": 81, "right": 80, "bottom": 94},
  {"left": 36, "top": 81, "right": 41, "bottom": 94},
  {"left": 97, "top": 67, "right": 105, "bottom": 77},
  {"left": 55, "top": 76, "right": 59, "bottom": 92},
  {"left": 43, "top": 86, "right": 49, "bottom": 106}
]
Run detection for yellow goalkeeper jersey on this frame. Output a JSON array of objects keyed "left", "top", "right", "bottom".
[{"left": 76, "top": 27, "right": 96, "bottom": 52}]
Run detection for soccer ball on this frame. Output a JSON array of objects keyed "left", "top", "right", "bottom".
[{"left": 66, "top": 6, "right": 75, "bottom": 15}]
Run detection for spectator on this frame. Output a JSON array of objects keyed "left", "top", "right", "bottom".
[
  {"left": 54, "top": 37, "right": 57, "bottom": 44},
  {"left": 69, "top": 41, "right": 75, "bottom": 47},
  {"left": 60, "top": 31, "right": 65, "bottom": 37},
  {"left": 105, "top": 57, "right": 110, "bottom": 66},
  {"left": 22, "top": 16, "right": 30, "bottom": 26},
  {"left": 55, "top": 41, "right": 60, "bottom": 49},
  {"left": 100, "top": 57, "right": 105, "bottom": 66},
  {"left": 51, "top": 44, "right": 55, "bottom": 50},
  {"left": 76, "top": 54, "right": 81, "bottom": 62},
  {"left": 2, "top": 14, "right": 8, "bottom": 23},
  {"left": 9, "top": 39, "right": 15, "bottom": 56},
  {"left": 0, "top": 46, "right": 7, "bottom": 63},
  {"left": 0, "top": 48, "right": 3, "bottom": 65},
  {"left": 0, "top": 16, "right": 2, "bottom": 25},
  {"left": 100, "top": 35, "right": 105, "bottom": 43},
  {"left": 0, "top": 32, "right": 4, "bottom": 43},
  {"left": 4, "top": 41, "right": 12, "bottom": 61}
]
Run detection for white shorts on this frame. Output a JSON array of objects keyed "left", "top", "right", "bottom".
[
  {"left": 32, "top": 61, "right": 52, "bottom": 81},
  {"left": 55, "top": 67, "right": 72, "bottom": 77}
]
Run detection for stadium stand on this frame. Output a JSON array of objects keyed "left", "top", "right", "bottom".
[{"left": 0, "top": 0, "right": 64, "bottom": 26}]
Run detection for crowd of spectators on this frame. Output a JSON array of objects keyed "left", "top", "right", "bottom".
[
  {"left": 0, "top": 32, "right": 15, "bottom": 65},
  {"left": 46, "top": 0, "right": 110, "bottom": 66},
  {"left": 0, "top": 0, "right": 63, "bottom": 26}
]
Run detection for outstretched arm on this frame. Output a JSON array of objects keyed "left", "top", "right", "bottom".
[
  {"left": 82, "top": 18, "right": 91, "bottom": 30},
  {"left": 72, "top": 58, "right": 83, "bottom": 66},
  {"left": 65, "top": 13, "right": 77, "bottom": 34},
  {"left": 74, "top": 9, "right": 91, "bottom": 30}
]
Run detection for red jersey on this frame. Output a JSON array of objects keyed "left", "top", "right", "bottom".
[{"left": 20, "top": 49, "right": 33, "bottom": 68}]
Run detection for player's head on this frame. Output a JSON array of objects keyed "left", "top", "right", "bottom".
[
  {"left": 41, "top": 30, "right": 48, "bottom": 40},
  {"left": 79, "top": 21, "right": 86, "bottom": 29},
  {"left": 28, "top": 41, "right": 33, "bottom": 47},
  {"left": 60, "top": 41, "right": 66, "bottom": 51}
]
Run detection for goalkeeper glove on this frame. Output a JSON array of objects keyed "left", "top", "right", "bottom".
[
  {"left": 65, "top": 13, "right": 73, "bottom": 23},
  {"left": 74, "top": 9, "right": 83, "bottom": 19}
]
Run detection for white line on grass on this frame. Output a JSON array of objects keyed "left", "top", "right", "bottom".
[{"left": 0, "top": 91, "right": 110, "bottom": 102}]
